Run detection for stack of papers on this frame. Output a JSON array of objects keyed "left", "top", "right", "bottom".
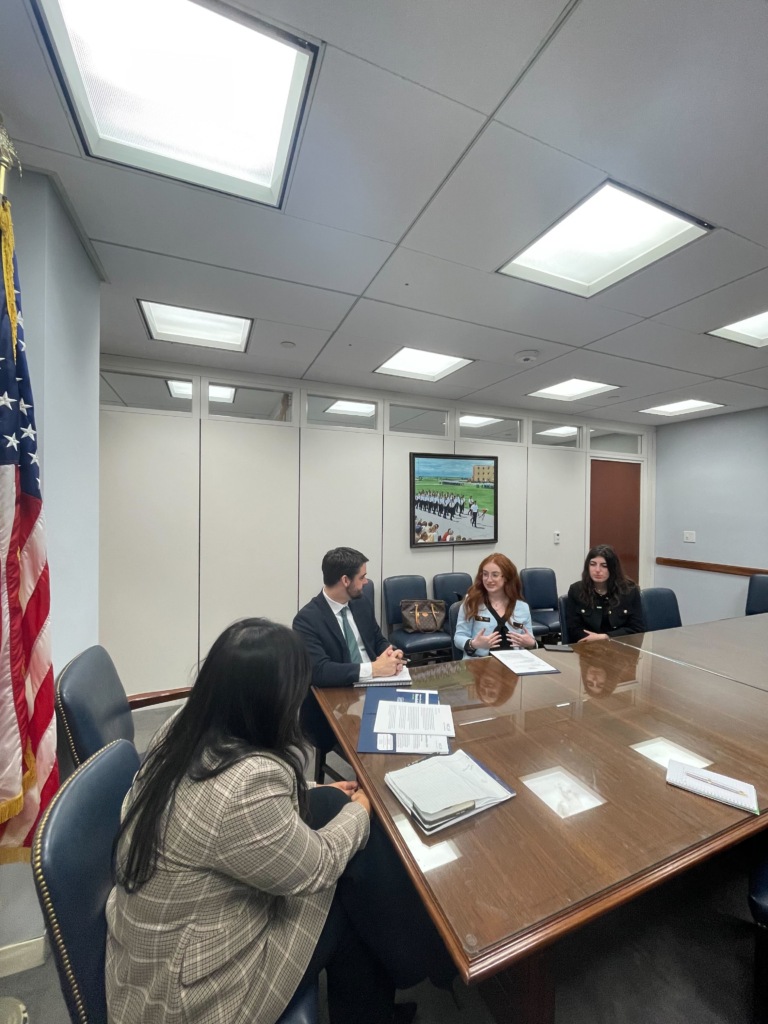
[
  {"left": 357, "top": 688, "right": 451, "bottom": 754},
  {"left": 490, "top": 649, "right": 560, "bottom": 674},
  {"left": 666, "top": 760, "right": 760, "bottom": 815},
  {"left": 385, "top": 749, "right": 514, "bottom": 833}
]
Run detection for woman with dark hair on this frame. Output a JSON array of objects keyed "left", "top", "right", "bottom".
[
  {"left": 106, "top": 618, "right": 445, "bottom": 1024},
  {"left": 453, "top": 553, "right": 536, "bottom": 657},
  {"left": 565, "top": 544, "right": 644, "bottom": 643}
]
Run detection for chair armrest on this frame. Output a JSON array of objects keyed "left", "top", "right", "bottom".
[{"left": 127, "top": 687, "right": 191, "bottom": 710}]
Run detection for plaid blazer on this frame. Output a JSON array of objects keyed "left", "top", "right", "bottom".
[{"left": 106, "top": 752, "right": 369, "bottom": 1024}]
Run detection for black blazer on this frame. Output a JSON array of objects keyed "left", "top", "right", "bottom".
[
  {"left": 292, "top": 592, "right": 389, "bottom": 688},
  {"left": 565, "top": 582, "right": 644, "bottom": 643}
]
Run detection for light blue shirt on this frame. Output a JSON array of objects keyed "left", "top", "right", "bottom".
[{"left": 453, "top": 600, "right": 533, "bottom": 658}]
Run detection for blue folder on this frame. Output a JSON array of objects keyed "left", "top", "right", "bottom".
[{"left": 357, "top": 686, "right": 441, "bottom": 754}]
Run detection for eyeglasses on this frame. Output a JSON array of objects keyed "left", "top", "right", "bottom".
[{"left": 482, "top": 572, "right": 503, "bottom": 580}]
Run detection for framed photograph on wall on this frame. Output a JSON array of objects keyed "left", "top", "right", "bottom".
[{"left": 410, "top": 453, "right": 498, "bottom": 548}]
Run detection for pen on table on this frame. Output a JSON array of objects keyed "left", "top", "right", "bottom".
[{"left": 684, "top": 771, "right": 747, "bottom": 797}]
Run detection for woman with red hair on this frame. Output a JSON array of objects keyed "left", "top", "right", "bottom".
[{"left": 453, "top": 554, "right": 536, "bottom": 658}]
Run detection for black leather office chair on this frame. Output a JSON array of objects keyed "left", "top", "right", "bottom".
[
  {"left": 520, "top": 567, "right": 561, "bottom": 638},
  {"left": 55, "top": 645, "right": 190, "bottom": 777},
  {"left": 382, "top": 575, "right": 452, "bottom": 660},
  {"left": 749, "top": 861, "right": 768, "bottom": 1022},
  {"left": 32, "top": 739, "right": 319, "bottom": 1024},
  {"left": 558, "top": 595, "right": 572, "bottom": 645},
  {"left": 448, "top": 600, "right": 463, "bottom": 659},
  {"left": 640, "top": 587, "right": 682, "bottom": 632},
  {"left": 361, "top": 577, "right": 375, "bottom": 610},
  {"left": 746, "top": 575, "right": 768, "bottom": 616},
  {"left": 432, "top": 572, "right": 472, "bottom": 607}
]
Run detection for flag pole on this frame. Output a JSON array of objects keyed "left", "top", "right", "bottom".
[{"left": 0, "top": 113, "right": 21, "bottom": 200}]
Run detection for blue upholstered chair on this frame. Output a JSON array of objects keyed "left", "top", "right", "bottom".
[
  {"left": 520, "top": 567, "right": 561, "bottom": 638},
  {"left": 361, "top": 577, "right": 375, "bottom": 610},
  {"left": 746, "top": 575, "right": 768, "bottom": 616},
  {"left": 55, "top": 645, "right": 190, "bottom": 777},
  {"left": 558, "top": 596, "right": 571, "bottom": 645},
  {"left": 382, "top": 575, "right": 452, "bottom": 660},
  {"left": 32, "top": 739, "right": 319, "bottom": 1024},
  {"left": 640, "top": 587, "right": 682, "bottom": 632},
  {"left": 448, "top": 600, "right": 463, "bottom": 659},
  {"left": 432, "top": 572, "right": 472, "bottom": 607}
]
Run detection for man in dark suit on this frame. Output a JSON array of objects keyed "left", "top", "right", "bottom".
[{"left": 293, "top": 547, "right": 405, "bottom": 756}]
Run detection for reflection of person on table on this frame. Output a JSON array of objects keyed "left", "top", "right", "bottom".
[
  {"left": 471, "top": 658, "right": 520, "bottom": 706},
  {"left": 107, "top": 618, "right": 450, "bottom": 1024},
  {"left": 565, "top": 544, "right": 644, "bottom": 643},
  {"left": 454, "top": 553, "right": 536, "bottom": 657},
  {"left": 576, "top": 642, "right": 641, "bottom": 698}
]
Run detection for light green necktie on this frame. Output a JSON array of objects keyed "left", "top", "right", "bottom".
[{"left": 340, "top": 606, "right": 362, "bottom": 663}]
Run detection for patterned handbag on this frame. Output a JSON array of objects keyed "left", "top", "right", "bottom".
[{"left": 400, "top": 599, "right": 447, "bottom": 632}]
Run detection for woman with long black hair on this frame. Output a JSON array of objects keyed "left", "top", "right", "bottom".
[
  {"left": 565, "top": 544, "right": 644, "bottom": 643},
  {"left": 106, "top": 618, "right": 448, "bottom": 1024}
]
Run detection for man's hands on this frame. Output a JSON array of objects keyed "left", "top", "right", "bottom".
[{"left": 371, "top": 645, "right": 406, "bottom": 677}]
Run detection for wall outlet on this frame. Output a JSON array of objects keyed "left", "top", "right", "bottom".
[
  {"left": 683, "top": 530, "right": 696, "bottom": 543},
  {"left": 553, "top": 530, "right": 561, "bottom": 544}
]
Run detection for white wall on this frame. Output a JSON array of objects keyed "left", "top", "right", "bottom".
[{"left": 655, "top": 407, "right": 768, "bottom": 622}]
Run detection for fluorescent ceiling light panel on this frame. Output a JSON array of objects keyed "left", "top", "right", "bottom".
[
  {"left": 536, "top": 426, "right": 578, "bottom": 437},
  {"left": 460, "top": 415, "right": 503, "bottom": 428},
  {"left": 325, "top": 400, "right": 376, "bottom": 417},
  {"left": 209, "top": 385, "right": 235, "bottom": 404},
  {"left": 375, "top": 347, "right": 472, "bottom": 382},
  {"left": 499, "top": 182, "right": 709, "bottom": 297},
  {"left": 167, "top": 380, "right": 192, "bottom": 400},
  {"left": 639, "top": 399, "right": 723, "bottom": 416},
  {"left": 709, "top": 310, "right": 768, "bottom": 348},
  {"left": 38, "top": 0, "right": 316, "bottom": 206},
  {"left": 142, "top": 301, "right": 251, "bottom": 351},
  {"left": 529, "top": 378, "right": 618, "bottom": 401}
]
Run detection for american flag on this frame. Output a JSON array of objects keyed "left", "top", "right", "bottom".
[{"left": 0, "top": 200, "right": 57, "bottom": 859}]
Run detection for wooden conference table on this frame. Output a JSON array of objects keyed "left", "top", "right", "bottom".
[{"left": 312, "top": 616, "right": 768, "bottom": 1022}]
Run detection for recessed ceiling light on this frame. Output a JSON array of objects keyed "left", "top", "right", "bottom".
[
  {"left": 37, "top": 0, "right": 318, "bottom": 206},
  {"left": 709, "top": 310, "right": 768, "bottom": 348},
  {"left": 460, "top": 415, "right": 503, "bottom": 428},
  {"left": 499, "top": 182, "right": 710, "bottom": 297},
  {"left": 166, "top": 381, "right": 236, "bottom": 403},
  {"left": 639, "top": 399, "right": 724, "bottom": 416},
  {"left": 167, "top": 380, "right": 192, "bottom": 400},
  {"left": 528, "top": 378, "right": 619, "bottom": 401},
  {"left": 209, "top": 385, "right": 235, "bottom": 404},
  {"left": 142, "top": 301, "right": 251, "bottom": 351},
  {"left": 536, "top": 426, "right": 579, "bottom": 437},
  {"left": 325, "top": 400, "right": 376, "bottom": 417},
  {"left": 375, "top": 347, "right": 472, "bottom": 382}
]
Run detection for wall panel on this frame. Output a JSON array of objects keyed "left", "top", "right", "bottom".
[
  {"left": 200, "top": 419, "right": 300, "bottom": 653},
  {"left": 526, "top": 447, "right": 586, "bottom": 597},
  {"left": 100, "top": 411, "right": 199, "bottom": 693}
]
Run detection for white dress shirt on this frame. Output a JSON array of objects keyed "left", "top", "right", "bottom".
[{"left": 322, "top": 591, "right": 373, "bottom": 680}]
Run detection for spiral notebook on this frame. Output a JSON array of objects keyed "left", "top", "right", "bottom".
[{"left": 666, "top": 759, "right": 760, "bottom": 815}]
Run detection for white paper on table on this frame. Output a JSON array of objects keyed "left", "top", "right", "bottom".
[
  {"left": 490, "top": 649, "right": 559, "bottom": 674},
  {"left": 387, "top": 749, "right": 510, "bottom": 816},
  {"left": 373, "top": 700, "right": 455, "bottom": 736}
]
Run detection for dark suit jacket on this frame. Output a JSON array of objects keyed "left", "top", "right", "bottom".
[
  {"left": 292, "top": 592, "right": 389, "bottom": 754},
  {"left": 565, "top": 582, "right": 644, "bottom": 643}
]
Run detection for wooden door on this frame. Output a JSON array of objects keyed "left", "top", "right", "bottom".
[{"left": 589, "top": 460, "right": 641, "bottom": 583}]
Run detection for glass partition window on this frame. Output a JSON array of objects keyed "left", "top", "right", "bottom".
[
  {"left": 532, "top": 421, "right": 581, "bottom": 448},
  {"left": 389, "top": 404, "right": 448, "bottom": 436},
  {"left": 208, "top": 384, "right": 292, "bottom": 421},
  {"left": 307, "top": 394, "right": 378, "bottom": 429},
  {"left": 459, "top": 413, "right": 521, "bottom": 443},
  {"left": 100, "top": 371, "right": 193, "bottom": 412},
  {"left": 589, "top": 428, "right": 642, "bottom": 454}
]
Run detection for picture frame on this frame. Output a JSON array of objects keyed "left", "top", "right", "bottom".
[{"left": 410, "top": 453, "right": 498, "bottom": 548}]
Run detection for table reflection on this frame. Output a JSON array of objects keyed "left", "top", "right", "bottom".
[{"left": 575, "top": 641, "right": 640, "bottom": 698}]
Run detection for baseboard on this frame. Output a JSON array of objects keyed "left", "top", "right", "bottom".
[{"left": 0, "top": 936, "right": 49, "bottom": 978}]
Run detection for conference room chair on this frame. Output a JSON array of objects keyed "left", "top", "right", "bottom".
[
  {"left": 361, "top": 577, "right": 375, "bottom": 610},
  {"left": 520, "top": 567, "right": 561, "bottom": 639},
  {"left": 558, "top": 596, "right": 572, "bottom": 645},
  {"left": 432, "top": 571, "right": 472, "bottom": 607},
  {"left": 55, "top": 644, "right": 190, "bottom": 777},
  {"left": 640, "top": 587, "right": 682, "bottom": 632},
  {"left": 32, "top": 739, "right": 320, "bottom": 1024},
  {"left": 448, "top": 600, "right": 463, "bottom": 659},
  {"left": 748, "top": 860, "right": 768, "bottom": 1023},
  {"left": 382, "top": 575, "right": 453, "bottom": 662},
  {"left": 746, "top": 574, "right": 768, "bottom": 616}
]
